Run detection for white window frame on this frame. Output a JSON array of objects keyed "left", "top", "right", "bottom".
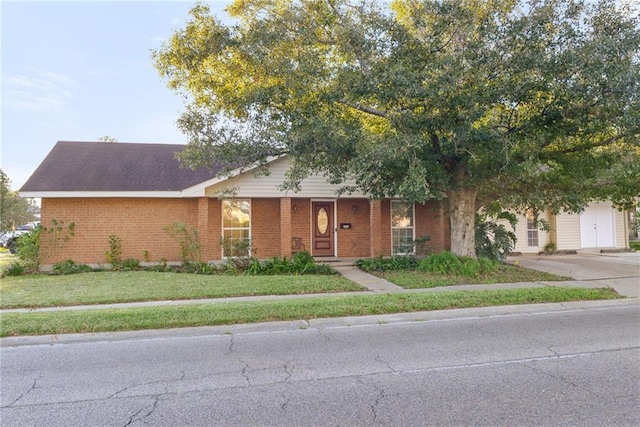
[
  {"left": 391, "top": 200, "right": 415, "bottom": 255},
  {"left": 221, "top": 199, "right": 252, "bottom": 257},
  {"left": 526, "top": 210, "right": 539, "bottom": 247}
]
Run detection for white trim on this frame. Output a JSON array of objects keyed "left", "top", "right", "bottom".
[
  {"left": 391, "top": 200, "right": 415, "bottom": 255},
  {"left": 221, "top": 199, "right": 252, "bottom": 257},
  {"left": 182, "top": 155, "right": 283, "bottom": 197},
  {"left": 19, "top": 191, "right": 184, "bottom": 198}
]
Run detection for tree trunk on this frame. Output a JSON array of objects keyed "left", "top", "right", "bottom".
[{"left": 447, "top": 185, "right": 478, "bottom": 258}]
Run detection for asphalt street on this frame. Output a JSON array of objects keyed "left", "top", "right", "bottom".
[{"left": 1, "top": 299, "right": 638, "bottom": 426}]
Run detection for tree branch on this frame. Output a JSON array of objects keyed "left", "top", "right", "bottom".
[
  {"left": 337, "top": 99, "right": 388, "bottom": 117},
  {"left": 542, "top": 134, "right": 627, "bottom": 157}
]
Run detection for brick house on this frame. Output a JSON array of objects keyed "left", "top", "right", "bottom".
[{"left": 20, "top": 141, "right": 451, "bottom": 267}]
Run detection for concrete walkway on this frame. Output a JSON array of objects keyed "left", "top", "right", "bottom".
[{"left": 3, "top": 253, "right": 637, "bottom": 314}]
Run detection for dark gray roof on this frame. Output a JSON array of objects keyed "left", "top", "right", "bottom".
[{"left": 20, "top": 141, "right": 221, "bottom": 192}]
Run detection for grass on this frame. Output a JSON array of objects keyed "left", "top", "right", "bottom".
[
  {"left": 0, "top": 271, "right": 365, "bottom": 309},
  {"left": 0, "top": 252, "right": 16, "bottom": 271},
  {"left": 375, "top": 263, "right": 570, "bottom": 289},
  {"left": 0, "top": 287, "right": 621, "bottom": 337}
]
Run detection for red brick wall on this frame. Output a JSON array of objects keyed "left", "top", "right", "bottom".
[
  {"left": 40, "top": 197, "right": 451, "bottom": 266},
  {"left": 251, "top": 198, "right": 282, "bottom": 258},
  {"left": 205, "top": 198, "right": 222, "bottom": 260},
  {"left": 379, "top": 199, "right": 392, "bottom": 255},
  {"left": 291, "top": 198, "right": 311, "bottom": 252},
  {"left": 40, "top": 198, "right": 199, "bottom": 265},
  {"left": 415, "top": 201, "right": 451, "bottom": 255},
  {"left": 336, "top": 199, "right": 370, "bottom": 257}
]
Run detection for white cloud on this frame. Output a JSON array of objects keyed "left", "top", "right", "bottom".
[{"left": 2, "top": 69, "right": 74, "bottom": 114}]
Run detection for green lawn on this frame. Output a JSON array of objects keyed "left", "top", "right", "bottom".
[
  {"left": 0, "top": 271, "right": 365, "bottom": 309},
  {"left": 376, "top": 264, "right": 570, "bottom": 289},
  {"left": 0, "top": 287, "right": 621, "bottom": 337},
  {"left": 0, "top": 252, "right": 16, "bottom": 271}
]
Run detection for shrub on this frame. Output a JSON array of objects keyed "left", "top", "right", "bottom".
[
  {"left": 52, "top": 259, "right": 93, "bottom": 275},
  {"left": 355, "top": 255, "right": 418, "bottom": 272},
  {"left": 243, "top": 252, "right": 336, "bottom": 275},
  {"left": 164, "top": 223, "right": 201, "bottom": 264},
  {"left": 220, "top": 238, "right": 254, "bottom": 272},
  {"left": 121, "top": 258, "right": 140, "bottom": 271},
  {"left": 106, "top": 235, "right": 123, "bottom": 268},
  {"left": 16, "top": 225, "right": 42, "bottom": 271},
  {"left": 181, "top": 262, "right": 217, "bottom": 274},
  {"left": 475, "top": 210, "right": 517, "bottom": 262},
  {"left": 477, "top": 256, "right": 499, "bottom": 274},
  {"left": 3, "top": 261, "right": 26, "bottom": 277},
  {"left": 458, "top": 256, "right": 481, "bottom": 277},
  {"left": 418, "top": 251, "right": 463, "bottom": 275},
  {"left": 418, "top": 252, "right": 499, "bottom": 277}
]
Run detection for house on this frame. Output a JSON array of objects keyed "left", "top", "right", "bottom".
[
  {"left": 503, "top": 202, "right": 631, "bottom": 254},
  {"left": 20, "top": 141, "right": 450, "bottom": 267}
]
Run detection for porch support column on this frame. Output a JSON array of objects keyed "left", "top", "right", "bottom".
[
  {"left": 197, "top": 197, "right": 210, "bottom": 261},
  {"left": 370, "top": 199, "right": 383, "bottom": 257},
  {"left": 280, "top": 197, "right": 293, "bottom": 258}
]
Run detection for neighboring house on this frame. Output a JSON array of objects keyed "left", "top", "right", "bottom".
[
  {"left": 20, "top": 141, "right": 450, "bottom": 267},
  {"left": 504, "top": 202, "right": 631, "bottom": 254}
]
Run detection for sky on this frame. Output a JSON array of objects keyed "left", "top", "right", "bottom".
[{"left": 1, "top": 0, "right": 233, "bottom": 191}]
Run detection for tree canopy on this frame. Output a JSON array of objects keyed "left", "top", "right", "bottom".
[
  {"left": 154, "top": 0, "right": 640, "bottom": 256},
  {"left": 0, "top": 169, "right": 38, "bottom": 232}
]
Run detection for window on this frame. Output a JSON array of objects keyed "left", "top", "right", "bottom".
[
  {"left": 526, "top": 210, "right": 539, "bottom": 247},
  {"left": 222, "top": 199, "right": 251, "bottom": 256},
  {"left": 391, "top": 201, "right": 414, "bottom": 255}
]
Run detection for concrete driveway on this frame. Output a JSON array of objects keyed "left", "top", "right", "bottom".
[{"left": 512, "top": 251, "right": 640, "bottom": 297}]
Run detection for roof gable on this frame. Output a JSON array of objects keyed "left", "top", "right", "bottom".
[{"left": 20, "top": 141, "right": 221, "bottom": 194}]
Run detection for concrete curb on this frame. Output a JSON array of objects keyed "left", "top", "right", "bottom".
[{"left": 2, "top": 298, "right": 637, "bottom": 348}]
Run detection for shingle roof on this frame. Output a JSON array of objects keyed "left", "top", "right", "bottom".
[{"left": 20, "top": 141, "right": 221, "bottom": 192}]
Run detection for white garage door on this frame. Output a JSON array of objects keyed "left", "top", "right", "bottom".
[{"left": 580, "top": 202, "right": 615, "bottom": 248}]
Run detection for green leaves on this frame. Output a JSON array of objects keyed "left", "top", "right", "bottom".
[{"left": 154, "top": 0, "right": 640, "bottom": 254}]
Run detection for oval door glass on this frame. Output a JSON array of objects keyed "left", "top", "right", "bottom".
[{"left": 317, "top": 208, "right": 328, "bottom": 235}]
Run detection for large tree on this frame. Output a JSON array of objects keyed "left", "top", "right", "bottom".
[
  {"left": 154, "top": 0, "right": 640, "bottom": 257},
  {"left": 0, "top": 169, "right": 38, "bottom": 232}
]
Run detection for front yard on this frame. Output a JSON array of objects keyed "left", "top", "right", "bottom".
[
  {"left": 1, "top": 287, "right": 621, "bottom": 337},
  {"left": 0, "top": 271, "right": 363, "bottom": 309},
  {"left": 376, "top": 264, "right": 569, "bottom": 289},
  {"left": 0, "top": 254, "right": 623, "bottom": 337}
]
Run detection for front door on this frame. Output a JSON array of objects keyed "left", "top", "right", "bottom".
[{"left": 312, "top": 201, "right": 334, "bottom": 256}]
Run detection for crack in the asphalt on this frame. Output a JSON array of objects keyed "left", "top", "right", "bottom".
[
  {"left": 8, "top": 377, "right": 40, "bottom": 407},
  {"left": 522, "top": 361, "right": 607, "bottom": 400},
  {"left": 374, "top": 352, "right": 396, "bottom": 373},
  {"left": 316, "top": 328, "right": 332, "bottom": 343},
  {"left": 546, "top": 345, "right": 560, "bottom": 357},
  {"left": 398, "top": 347, "right": 639, "bottom": 375},
  {"left": 283, "top": 361, "right": 294, "bottom": 383},
  {"left": 240, "top": 360, "right": 252, "bottom": 385},
  {"left": 279, "top": 392, "right": 291, "bottom": 413},
  {"left": 109, "top": 374, "right": 183, "bottom": 399},
  {"left": 371, "top": 386, "right": 386, "bottom": 424},
  {"left": 122, "top": 394, "right": 160, "bottom": 427},
  {"left": 226, "top": 333, "right": 235, "bottom": 355}
]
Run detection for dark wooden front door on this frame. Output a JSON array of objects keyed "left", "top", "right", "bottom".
[{"left": 312, "top": 202, "right": 334, "bottom": 256}]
